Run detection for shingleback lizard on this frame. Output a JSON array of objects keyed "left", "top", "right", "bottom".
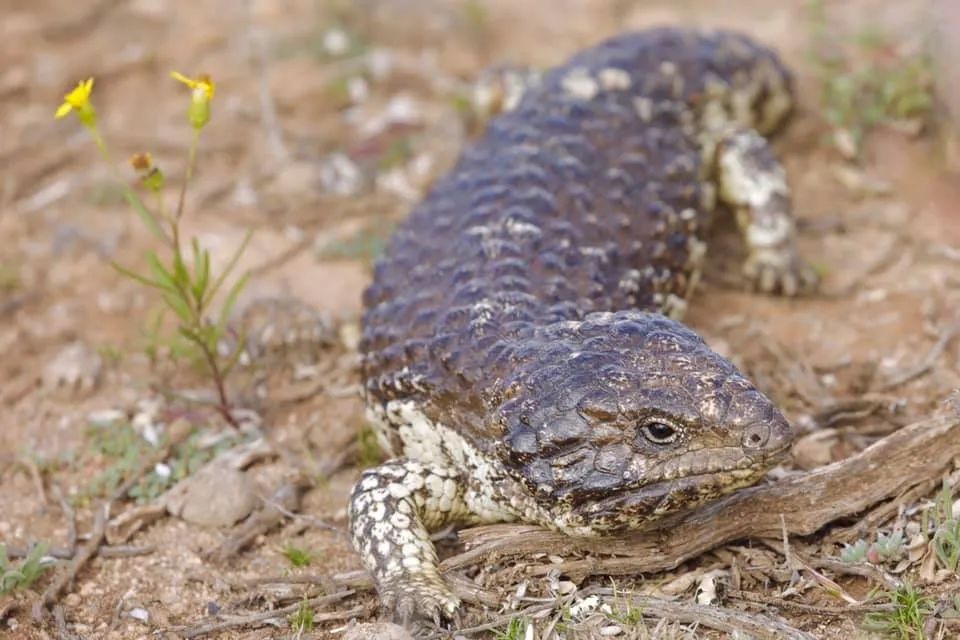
[{"left": 352, "top": 27, "right": 816, "bottom": 622}]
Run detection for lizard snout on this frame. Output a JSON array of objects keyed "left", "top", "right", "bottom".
[{"left": 741, "top": 417, "right": 792, "bottom": 456}]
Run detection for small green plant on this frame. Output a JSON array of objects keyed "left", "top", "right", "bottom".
[
  {"left": 356, "top": 423, "right": 384, "bottom": 468},
  {"left": 841, "top": 538, "right": 869, "bottom": 563},
  {"left": 840, "top": 531, "right": 905, "bottom": 565},
  {"left": 606, "top": 581, "right": 645, "bottom": 626},
  {"left": 96, "top": 343, "right": 125, "bottom": 366},
  {"left": 609, "top": 601, "right": 644, "bottom": 627},
  {"left": 806, "top": 2, "right": 933, "bottom": 155},
  {"left": 288, "top": 598, "right": 315, "bottom": 634},
  {"left": 81, "top": 419, "right": 238, "bottom": 504},
  {"left": 315, "top": 221, "right": 394, "bottom": 264},
  {"left": 863, "top": 583, "right": 932, "bottom": 639},
  {"left": 929, "top": 482, "right": 960, "bottom": 572},
  {"left": 55, "top": 74, "right": 251, "bottom": 427},
  {"left": 494, "top": 617, "right": 529, "bottom": 640},
  {"left": 0, "top": 542, "right": 53, "bottom": 596},
  {"left": 869, "top": 530, "right": 906, "bottom": 564},
  {"left": 0, "top": 263, "right": 21, "bottom": 292},
  {"left": 82, "top": 420, "right": 155, "bottom": 500},
  {"left": 282, "top": 544, "right": 314, "bottom": 568}
]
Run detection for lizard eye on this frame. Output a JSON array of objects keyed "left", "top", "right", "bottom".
[{"left": 640, "top": 420, "right": 678, "bottom": 444}]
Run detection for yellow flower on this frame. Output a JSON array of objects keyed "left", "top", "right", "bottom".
[
  {"left": 54, "top": 78, "right": 96, "bottom": 127},
  {"left": 170, "top": 71, "right": 215, "bottom": 101},
  {"left": 171, "top": 71, "right": 216, "bottom": 129}
]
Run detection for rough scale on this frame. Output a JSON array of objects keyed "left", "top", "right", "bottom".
[{"left": 351, "top": 27, "right": 816, "bottom": 622}]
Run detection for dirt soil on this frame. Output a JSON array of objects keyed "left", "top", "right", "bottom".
[{"left": 2, "top": 0, "right": 960, "bottom": 638}]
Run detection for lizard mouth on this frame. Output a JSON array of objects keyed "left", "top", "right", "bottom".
[{"left": 571, "top": 449, "right": 783, "bottom": 533}]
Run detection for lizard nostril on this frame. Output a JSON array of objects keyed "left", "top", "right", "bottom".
[{"left": 742, "top": 423, "right": 771, "bottom": 450}]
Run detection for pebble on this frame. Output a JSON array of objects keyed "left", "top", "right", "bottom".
[
  {"left": 342, "top": 622, "right": 413, "bottom": 640},
  {"left": 163, "top": 466, "right": 259, "bottom": 527},
  {"left": 128, "top": 607, "right": 149, "bottom": 623}
]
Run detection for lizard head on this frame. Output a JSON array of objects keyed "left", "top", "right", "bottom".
[{"left": 495, "top": 310, "right": 792, "bottom": 534}]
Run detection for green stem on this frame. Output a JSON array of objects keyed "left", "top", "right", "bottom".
[
  {"left": 89, "top": 126, "right": 113, "bottom": 165},
  {"left": 197, "top": 339, "right": 237, "bottom": 427},
  {"left": 88, "top": 123, "right": 171, "bottom": 246},
  {"left": 175, "top": 127, "right": 202, "bottom": 223}
]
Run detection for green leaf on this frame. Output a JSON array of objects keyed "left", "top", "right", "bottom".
[
  {"left": 220, "top": 324, "right": 248, "bottom": 378},
  {"left": 191, "top": 239, "right": 211, "bottom": 302},
  {"left": 215, "top": 270, "right": 250, "bottom": 341},
  {"left": 177, "top": 324, "right": 201, "bottom": 344},
  {"left": 112, "top": 261, "right": 168, "bottom": 291},
  {"left": 205, "top": 230, "right": 253, "bottom": 306},
  {"left": 162, "top": 291, "right": 194, "bottom": 325},
  {"left": 124, "top": 190, "right": 167, "bottom": 243},
  {"left": 171, "top": 248, "right": 191, "bottom": 289},
  {"left": 147, "top": 253, "right": 178, "bottom": 292}
]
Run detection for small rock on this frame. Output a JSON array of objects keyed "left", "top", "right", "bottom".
[
  {"left": 339, "top": 322, "right": 361, "bottom": 352},
  {"left": 87, "top": 409, "right": 126, "bottom": 427},
  {"left": 64, "top": 593, "right": 82, "bottom": 607},
  {"left": 342, "top": 621, "right": 413, "bottom": 640},
  {"left": 695, "top": 569, "right": 728, "bottom": 606},
  {"left": 128, "top": 607, "right": 149, "bottom": 623},
  {"left": 832, "top": 163, "right": 893, "bottom": 197},
  {"left": 323, "top": 29, "right": 350, "bottom": 56},
  {"left": 231, "top": 179, "right": 258, "bottom": 207},
  {"left": 831, "top": 128, "right": 859, "bottom": 160},
  {"left": 366, "top": 49, "right": 393, "bottom": 79},
  {"left": 320, "top": 153, "right": 364, "bottom": 196},
  {"left": 163, "top": 465, "right": 259, "bottom": 527}
]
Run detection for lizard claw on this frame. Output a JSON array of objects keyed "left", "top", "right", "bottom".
[
  {"left": 743, "top": 246, "right": 819, "bottom": 296},
  {"left": 383, "top": 579, "right": 461, "bottom": 629}
]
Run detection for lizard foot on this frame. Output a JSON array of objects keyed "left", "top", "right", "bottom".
[
  {"left": 381, "top": 575, "right": 461, "bottom": 627},
  {"left": 743, "top": 245, "right": 819, "bottom": 296}
]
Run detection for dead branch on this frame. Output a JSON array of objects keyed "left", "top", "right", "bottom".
[
  {"left": 447, "top": 413, "right": 960, "bottom": 582},
  {"left": 5, "top": 544, "right": 154, "bottom": 561},
  {"left": 166, "top": 593, "right": 367, "bottom": 639},
  {"left": 51, "top": 484, "right": 76, "bottom": 554},
  {"left": 32, "top": 503, "right": 109, "bottom": 621},
  {"left": 582, "top": 586, "right": 817, "bottom": 640},
  {"left": 879, "top": 322, "right": 960, "bottom": 391}
]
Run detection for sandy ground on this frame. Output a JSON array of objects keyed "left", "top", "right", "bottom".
[{"left": 2, "top": 0, "right": 960, "bottom": 638}]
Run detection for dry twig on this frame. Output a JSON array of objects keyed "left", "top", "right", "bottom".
[
  {"left": 879, "top": 322, "right": 960, "bottom": 391},
  {"left": 167, "top": 592, "right": 366, "bottom": 639},
  {"left": 32, "top": 503, "right": 109, "bottom": 621}
]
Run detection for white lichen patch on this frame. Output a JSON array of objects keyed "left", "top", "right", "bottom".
[
  {"left": 561, "top": 67, "right": 599, "bottom": 100},
  {"left": 633, "top": 96, "right": 653, "bottom": 122},
  {"left": 598, "top": 67, "right": 632, "bottom": 91}
]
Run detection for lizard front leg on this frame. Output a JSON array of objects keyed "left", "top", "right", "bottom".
[
  {"left": 713, "top": 128, "right": 818, "bottom": 295},
  {"left": 349, "top": 459, "right": 471, "bottom": 624}
]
